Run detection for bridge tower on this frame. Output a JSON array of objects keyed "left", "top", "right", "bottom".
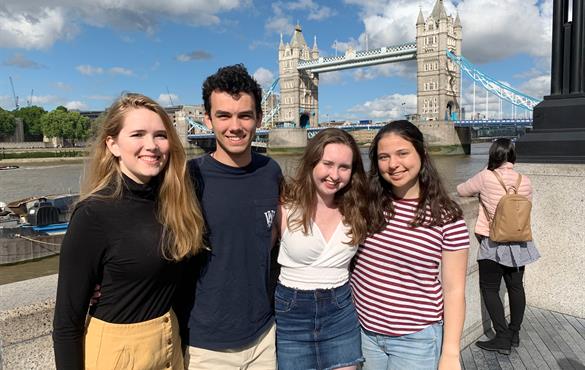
[
  {"left": 416, "top": 0, "right": 462, "bottom": 121},
  {"left": 278, "top": 24, "right": 320, "bottom": 127}
]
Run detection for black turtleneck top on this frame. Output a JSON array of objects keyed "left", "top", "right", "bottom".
[{"left": 52, "top": 175, "right": 186, "bottom": 370}]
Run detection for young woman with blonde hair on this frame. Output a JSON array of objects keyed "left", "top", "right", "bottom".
[
  {"left": 275, "top": 128, "right": 370, "bottom": 370},
  {"left": 53, "top": 93, "right": 205, "bottom": 369}
]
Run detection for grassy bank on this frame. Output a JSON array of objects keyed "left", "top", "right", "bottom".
[
  {"left": 0, "top": 148, "right": 86, "bottom": 160},
  {"left": 0, "top": 146, "right": 205, "bottom": 163}
]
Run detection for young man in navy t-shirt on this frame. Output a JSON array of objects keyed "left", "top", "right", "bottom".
[{"left": 181, "top": 64, "right": 281, "bottom": 369}]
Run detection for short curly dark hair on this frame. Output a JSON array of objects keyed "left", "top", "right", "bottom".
[{"left": 202, "top": 64, "right": 263, "bottom": 118}]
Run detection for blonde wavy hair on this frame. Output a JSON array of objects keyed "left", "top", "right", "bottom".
[{"left": 80, "top": 93, "right": 205, "bottom": 261}]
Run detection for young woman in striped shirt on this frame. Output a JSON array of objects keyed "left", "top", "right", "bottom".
[{"left": 350, "top": 120, "right": 470, "bottom": 370}]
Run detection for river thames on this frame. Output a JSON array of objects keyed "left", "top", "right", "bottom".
[{"left": 0, "top": 143, "right": 490, "bottom": 285}]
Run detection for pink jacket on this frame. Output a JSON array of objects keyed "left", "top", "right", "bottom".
[{"left": 456, "top": 162, "right": 533, "bottom": 237}]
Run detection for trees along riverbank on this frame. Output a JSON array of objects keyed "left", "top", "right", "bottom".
[{"left": 0, "top": 105, "right": 92, "bottom": 145}]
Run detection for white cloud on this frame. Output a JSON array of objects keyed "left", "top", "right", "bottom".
[
  {"left": 65, "top": 101, "right": 89, "bottom": 110},
  {"left": 286, "top": 0, "right": 335, "bottom": 21},
  {"left": 344, "top": 0, "right": 552, "bottom": 63},
  {"left": 0, "top": 7, "right": 76, "bottom": 49},
  {"left": 265, "top": 17, "right": 292, "bottom": 34},
  {"left": 319, "top": 71, "right": 344, "bottom": 85},
  {"left": 457, "top": 0, "right": 552, "bottom": 64},
  {"left": 176, "top": 50, "right": 213, "bottom": 62},
  {"left": 26, "top": 94, "right": 62, "bottom": 106},
  {"left": 458, "top": 80, "right": 540, "bottom": 119},
  {"left": 54, "top": 82, "right": 71, "bottom": 91},
  {"left": 157, "top": 93, "right": 179, "bottom": 107},
  {"left": 353, "top": 61, "right": 416, "bottom": 80},
  {"left": 109, "top": 67, "right": 133, "bottom": 76},
  {"left": 0, "top": 95, "right": 15, "bottom": 110},
  {"left": 87, "top": 95, "right": 115, "bottom": 101},
  {"left": 253, "top": 67, "right": 275, "bottom": 87},
  {"left": 1, "top": 93, "right": 98, "bottom": 111},
  {"left": 339, "top": 0, "right": 553, "bottom": 85},
  {"left": 76, "top": 65, "right": 104, "bottom": 75},
  {"left": 249, "top": 40, "right": 274, "bottom": 50},
  {"left": 347, "top": 93, "right": 417, "bottom": 121},
  {"left": 265, "top": 3, "right": 294, "bottom": 36},
  {"left": 2, "top": 53, "right": 44, "bottom": 68},
  {"left": 520, "top": 75, "right": 550, "bottom": 100},
  {"left": 0, "top": 1, "right": 248, "bottom": 49},
  {"left": 76, "top": 65, "right": 133, "bottom": 76},
  {"left": 265, "top": 0, "right": 334, "bottom": 34}
]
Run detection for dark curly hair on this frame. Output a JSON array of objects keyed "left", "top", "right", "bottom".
[
  {"left": 368, "top": 120, "right": 462, "bottom": 232},
  {"left": 202, "top": 64, "right": 263, "bottom": 118}
]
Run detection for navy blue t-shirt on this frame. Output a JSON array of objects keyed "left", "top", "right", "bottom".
[{"left": 180, "top": 153, "right": 281, "bottom": 350}]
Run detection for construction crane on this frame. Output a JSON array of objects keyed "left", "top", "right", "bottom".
[
  {"left": 166, "top": 86, "right": 174, "bottom": 106},
  {"left": 9, "top": 76, "right": 19, "bottom": 110},
  {"left": 27, "top": 89, "right": 34, "bottom": 107}
]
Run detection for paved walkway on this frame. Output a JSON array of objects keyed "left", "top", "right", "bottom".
[{"left": 462, "top": 306, "right": 585, "bottom": 369}]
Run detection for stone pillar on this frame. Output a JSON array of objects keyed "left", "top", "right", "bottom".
[
  {"left": 415, "top": 120, "right": 471, "bottom": 155},
  {"left": 13, "top": 118, "right": 24, "bottom": 142},
  {"left": 268, "top": 128, "right": 307, "bottom": 155},
  {"left": 514, "top": 0, "right": 585, "bottom": 319},
  {"left": 174, "top": 114, "right": 189, "bottom": 149},
  {"left": 516, "top": 0, "right": 585, "bottom": 163}
]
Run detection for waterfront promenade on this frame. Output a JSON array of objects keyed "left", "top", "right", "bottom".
[
  {"left": 462, "top": 306, "right": 585, "bottom": 369},
  {"left": 1, "top": 151, "right": 584, "bottom": 369}
]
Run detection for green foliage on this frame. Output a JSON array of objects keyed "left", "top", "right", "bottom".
[
  {"left": 14, "top": 106, "right": 46, "bottom": 138},
  {"left": 89, "top": 112, "right": 107, "bottom": 139},
  {"left": 0, "top": 108, "right": 17, "bottom": 137},
  {"left": 40, "top": 108, "right": 91, "bottom": 144}
]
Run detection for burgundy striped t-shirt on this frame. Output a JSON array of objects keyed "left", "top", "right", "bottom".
[{"left": 350, "top": 198, "right": 469, "bottom": 336}]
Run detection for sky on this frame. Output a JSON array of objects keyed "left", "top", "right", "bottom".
[{"left": 0, "top": 0, "right": 553, "bottom": 122}]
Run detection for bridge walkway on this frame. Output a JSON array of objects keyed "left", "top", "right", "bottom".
[{"left": 461, "top": 305, "right": 585, "bottom": 369}]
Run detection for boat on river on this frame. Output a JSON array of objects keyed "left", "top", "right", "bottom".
[
  {"left": 0, "top": 193, "right": 77, "bottom": 265},
  {"left": 0, "top": 165, "right": 19, "bottom": 170}
]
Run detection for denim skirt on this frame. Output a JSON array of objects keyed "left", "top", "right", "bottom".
[{"left": 275, "top": 282, "right": 363, "bottom": 370}]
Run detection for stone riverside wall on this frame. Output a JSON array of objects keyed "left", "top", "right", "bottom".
[
  {"left": 0, "top": 142, "right": 50, "bottom": 149},
  {"left": 515, "top": 163, "right": 585, "bottom": 318},
  {"left": 0, "top": 275, "right": 58, "bottom": 369},
  {"left": 2, "top": 190, "right": 575, "bottom": 368}
]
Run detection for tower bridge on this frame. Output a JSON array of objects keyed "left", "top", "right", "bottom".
[
  {"left": 188, "top": 0, "right": 541, "bottom": 154},
  {"left": 277, "top": 0, "right": 463, "bottom": 128}
]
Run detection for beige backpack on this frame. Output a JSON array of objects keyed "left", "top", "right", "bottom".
[{"left": 480, "top": 171, "right": 532, "bottom": 243}]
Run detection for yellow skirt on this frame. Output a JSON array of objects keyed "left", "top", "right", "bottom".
[{"left": 84, "top": 310, "right": 183, "bottom": 370}]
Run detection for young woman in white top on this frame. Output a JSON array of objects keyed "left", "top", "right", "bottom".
[{"left": 275, "top": 128, "right": 370, "bottom": 370}]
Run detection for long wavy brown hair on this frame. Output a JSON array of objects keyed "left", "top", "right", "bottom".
[
  {"left": 368, "top": 120, "right": 462, "bottom": 232},
  {"left": 281, "top": 128, "right": 369, "bottom": 245},
  {"left": 80, "top": 93, "right": 205, "bottom": 261}
]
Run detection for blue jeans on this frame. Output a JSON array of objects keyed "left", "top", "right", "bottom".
[
  {"left": 275, "top": 283, "right": 363, "bottom": 370},
  {"left": 361, "top": 322, "right": 443, "bottom": 370}
]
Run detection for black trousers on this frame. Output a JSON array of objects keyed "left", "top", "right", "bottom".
[{"left": 478, "top": 259, "right": 526, "bottom": 336}]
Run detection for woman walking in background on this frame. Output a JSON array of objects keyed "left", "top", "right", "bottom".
[
  {"left": 275, "top": 128, "right": 370, "bottom": 370},
  {"left": 457, "top": 138, "right": 539, "bottom": 355},
  {"left": 351, "top": 120, "right": 469, "bottom": 370},
  {"left": 53, "top": 93, "right": 205, "bottom": 369}
]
